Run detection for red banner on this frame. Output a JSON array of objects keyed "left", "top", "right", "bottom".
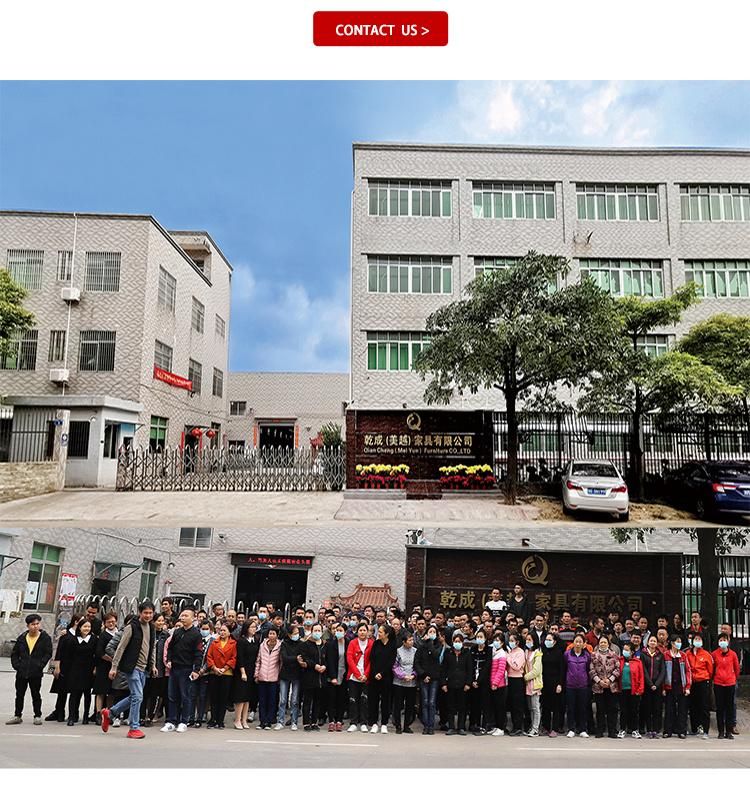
[{"left": 153, "top": 365, "right": 193, "bottom": 391}]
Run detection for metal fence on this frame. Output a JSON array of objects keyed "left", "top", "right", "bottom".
[
  {"left": 492, "top": 411, "right": 750, "bottom": 494},
  {"left": 0, "top": 405, "right": 58, "bottom": 462},
  {"left": 116, "top": 445, "right": 346, "bottom": 492}
]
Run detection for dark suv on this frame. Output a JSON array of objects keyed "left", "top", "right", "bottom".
[{"left": 665, "top": 461, "right": 750, "bottom": 519}]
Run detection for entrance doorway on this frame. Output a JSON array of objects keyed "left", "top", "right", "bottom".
[
  {"left": 184, "top": 426, "right": 201, "bottom": 472},
  {"left": 235, "top": 567, "right": 308, "bottom": 613},
  {"left": 259, "top": 424, "right": 294, "bottom": 451}
]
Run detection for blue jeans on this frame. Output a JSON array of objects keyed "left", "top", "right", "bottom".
[
  {"left": 277, "top": 679, "right": 300, "bottom": 725},
  {"left": 420, "top": 680, "right": 439, "bottom": 729},
  {"left": 110, "top": 669, "right": 146, "bottom": 731},
  {"left": 168, "top": 667, "right": 195, "bottom": 726},
  {"left": 257, "top": 681, "right": 279, "bottom": 726}
]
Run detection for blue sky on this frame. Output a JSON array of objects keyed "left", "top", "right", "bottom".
[{"left": 1, "top": 81, "right": 749, "bottom": 372}]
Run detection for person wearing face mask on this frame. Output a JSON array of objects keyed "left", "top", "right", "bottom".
[
  {"left": 298, "top": 624, "right": 327, "bottom": 731},
  {"left": 414, "top": 624, "right": 441, "bottom": 735},
  {"left": 712, "top": 635, "right": 740, "bottom": 739},
  {"left": 504, "top": 632, "right": 526, "bottom": 736},
  {"left": 346, "top": 623, "right": 373, "bottom": 733},
  {"left": 618, "top": 641, "right": 644, "bottom": 739},
  {"left": 590, "top": 635, "right": 620, "bottom": 739},
  {"left": 189, "top": 620, "right": 214, "bottom": 728},
  {"left": 392, "top": 632, "right": 418, "bottom": 734},
  {"left": 563, "top": 634, "right": 592, "bottom": 738},
  {"left": 686, "top": 632, "right": 714, "bottom": 738},
  {"left": 488, "top": 631, "right": 508, "bottom": 736},
  {"left": 368, "top": 624, "right": 397, "bottom": 733},
  {"left": 254, "top": 627, "right": 282, "bottom": 730},
  {"left": 540, "top": 633, "right": 565, "bottom": 737},
  {"left": 275, "top": 624, "right": 302, "bottom": 731},
  {"left": 642, "top": 635, "right": 666, "bottom": 738},
  {"left": 325, "top": 622, "right": 350, "bottom": 732},
  {"left": 523, "top": 631, "right": 543, "bottom": 737},
  {"left": 663, "top": 634, "right": 692, "bottom": 739},
  {"left": 301, "top": 610, "right": 317, "bottom": 640},
  {"left": 441, "top": 632, "right": 473, "bottom": 736},
  {"left": 467, "top": 627, "right": 492, "bottom": 734},
  {"left": 345, "top": 615, "right": 359, "bottom": 641}
]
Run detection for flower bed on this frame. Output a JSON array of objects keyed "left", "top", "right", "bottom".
[
  {"left": 355, "top": 463, "right": 409, "bottom": 489},
  {"left": 439, "top": 464, "right": 496, "bottom": 490}
]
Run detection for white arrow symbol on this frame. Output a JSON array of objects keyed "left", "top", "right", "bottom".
[{"left": 421, "top": 27, "right": 429, "bottom": 35}]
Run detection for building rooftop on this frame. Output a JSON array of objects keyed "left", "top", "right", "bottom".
[{"left": 228, "top": 372, "right": 349, "bottom": 418}]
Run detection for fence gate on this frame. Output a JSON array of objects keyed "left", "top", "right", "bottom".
[
  {"left": 0, "top": 406, "right": 59, "bottom": 462},
  {"left": 117, "top": 445, "right": 345, "bottom": 492}
]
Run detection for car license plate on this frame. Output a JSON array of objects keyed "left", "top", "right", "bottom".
[{"left": 587, "top": 488, "right": 606, "bottom": 495}]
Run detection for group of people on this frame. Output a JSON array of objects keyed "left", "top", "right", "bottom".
[{"left": 6, "top": 587, "right": 743, "bottom": 744}]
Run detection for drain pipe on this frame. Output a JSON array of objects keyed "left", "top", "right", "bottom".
[{"left": 61, "top": 213, "right": 79, "bottom": 397}]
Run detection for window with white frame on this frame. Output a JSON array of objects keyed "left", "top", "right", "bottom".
[
  {"left": 576, "top": 184, "right": 659, "bottom": 221},
  {"left": 230, "top": 401, "right": 246, "bottom": 415},
  {"left": 215, "top": 314, "right": 226, "bottom": 340},
  {"left": 368, "top": 180, "right": 452, "bottom": 218},
  {"left": 139, "top": 559, "right": 160, "bottom": 601},
  {"left": 367, "top": 255, "right": 453, "bottom": 295},
  {"left": 636, "top": 334, "right": 672, "bottom": 357},
  {"left": 685, "top": 260, "right": 750, "bottom": 298},
  {"left": 24, "top": 542, "right": 63, "bottom": 611},
  {"left": 212, "top": 367, "right": 223, "bottom": 398},
  {"left": 473, "top": 257, "right": 520, "bottom": 276},
  {"left": 178, "top": 527, "right": 213, "bottom": 548},
  {"left": 154, "top": 340, "right": 173, "bottom": 372},
  {"left": 680, "top": 185, "right": 750, "bottom": 222},
  {"left": 472, "top": 182, "right": 556, "bottom": 220},
  {"left": 48, "top": 330, "right": 66, "bottom": 363},
  {"left": 188, "top": 358, "right": 202, "bottom": 394},
  {"left": 191, "top": 297, "right": 205, "bottom": 334},
  {"left": 366, "top": 331, "right": 430, "bottom": 372},
  {"left": 0, "top": 329, "right": 38, "bottom": 370},
  {"left": 157, "top": 267, "right": 176, "bottom": 313},
  {"left": 84, "top": 251, "right": 121, "bottom": 292},
  {"left": 57, "top": 250, "right": 72, "bottom": 282},
  {"left": 7, "top": 249, "right": 44, "bottom": 290},
  {"left": 78, "top": 330, "right": 116, "bottom": 371},
  {"left": 580, "top": 259, "right": 665, "bottom": 298}
]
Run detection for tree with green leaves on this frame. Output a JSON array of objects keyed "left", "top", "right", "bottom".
[
  {"left": 0, "top": 269, "right": 35, "bottom": 361},
  {"left": 413, "top": 252, "right": 622, "bottom": 503},
  {"left": 678, "top": 314, "right": 750, "bottom": 423},
  {"left": 580, "top": 284, "right": 739, "bottom": 500},
  {"left": 611, "top": 526, "right": 749, "bottom": 635}
]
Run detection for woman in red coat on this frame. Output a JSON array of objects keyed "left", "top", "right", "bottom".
[
  {"left": 618, "top": 642, "right": 645, "bottom": 739},
  {"left": 712, "top": 636, "right": 741, "bottom": 739},
  {"left": 206, "top": 624, "right": 237, "bottom": 729},
  {"left": 345, "top": 622, "right": 373, "bottom": 732}
]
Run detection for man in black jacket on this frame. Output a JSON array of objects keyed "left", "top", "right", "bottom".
[
  {"left": 441, "top": 633, "right": 473, "bottom": 735},
  {"left": 162, "top": 607, "right": 203, "bottom": 733},
  {"left": 6, "top": 614, "right": 53, "bottom": 725},
  {"left": 507, "top": 583, "right": 533, "bottom": 627}
]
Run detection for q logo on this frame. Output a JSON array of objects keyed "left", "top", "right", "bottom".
[
  {"left": 406, "top": 412, "right": 422, "bottom": 431},
  {"left": 521, "top": 554, "right": 549, "bottom": 587}
]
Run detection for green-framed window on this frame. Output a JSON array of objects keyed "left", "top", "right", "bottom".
[{"left": 366, "top": 331, "right": 430, "bottom": 372}]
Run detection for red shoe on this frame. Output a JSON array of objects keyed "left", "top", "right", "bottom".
[
  {"left": 101, "top": 708, "right": 110, "bottom": 733},
  {"left": 336, "top": 722, "right": 343, "bottom": 732},
  {"left": 127, "top": 728, "right": 146, "bottom": 739},
  {"left": 328, "top": 722, "right": 335, "bottom": 732}
]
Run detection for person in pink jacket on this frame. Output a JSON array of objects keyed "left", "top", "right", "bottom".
[
  {"left": 506, "top": 632, "right": 526, "bottom": 736},
  {"left": 489, "top": 630, "right": 508, "bottom": 736},
  {"left": 253, "top": 628, "right": 282, "bottom": 730}
]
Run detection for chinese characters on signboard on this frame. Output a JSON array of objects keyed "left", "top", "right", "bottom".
[
  {"left": 436, "top": 589, "right": 644, "bottom": 614},
  {"left": 361, "top": 432, "right": 476, "bottom": 458}
]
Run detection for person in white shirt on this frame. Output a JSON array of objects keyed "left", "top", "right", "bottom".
[{"left": 485, "top": 589, "right": 508, "bottom": 616}]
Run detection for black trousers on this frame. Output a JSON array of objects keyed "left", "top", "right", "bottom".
[
  {"left": 507, "top": 677, "right": 525, "bottom": 733},
  {"left": 491, "top": 686, "right": 507, "bottom": 731},
  {"left": 445, "top": 687, "right": 467, "bottom": 730},
  {"left": 619, "top": 693, "right": 640, "bottom": 733},
  {"left": 643, "top": 688, "right": 663, "bottom": 733},
  {"left": 689, "top": 680, "right": 711, "bottom": 734},
  {"left": 67, "top": 689, "right": 92, "bottom": 721},
  {"left": 368, "top": 678, "right": 391, "bottom": 726},
  {"left": 328, "top": 681, "right": 347, "bottom": 723},
  {"left": 594, "top": 690, "right": 619, "bottom": 736},
  {"left": 664, "top": 688, "right": 688, "bottom": 736},
  {"left": 468, "top": 686, "right": 492, "bottom": 730},
  {"left": 540, "top": 687, "right": 564, "bottom": 733},
  {"left": 715, "top": 684, "right": 736, "bottom": 735},
  {"left": 15, "top": 675, "right": 43, "bottom": 718},
  {"left": 348, "top": 680, "right": 368, "bottom": 725},
  {"left": 208, "top": 675, "right": 232, "bottom": 725},
  {"left": 143, "top": 676, "right": 167, "bottom": 720},
  {"left": 392, "top": 686, "right": 417, "bottom": 728},
  {"left": 303, "top": 687, "right": 323, "bottom": 725}
]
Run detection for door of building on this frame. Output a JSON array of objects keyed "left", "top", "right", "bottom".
[
  {"left": 235, "top": 567, "right": 308, "bottom": 613},
  {"left": 259, "top": 424, "right": 295, "bottom": 451}
]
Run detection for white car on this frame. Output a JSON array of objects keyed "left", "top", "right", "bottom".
[{"left": 561, "top": 459, "right": 629, "bottom": 521}]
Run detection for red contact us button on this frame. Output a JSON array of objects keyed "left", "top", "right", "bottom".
[{"left": 313, "top": 11, "right": 449, "bottom": 47}]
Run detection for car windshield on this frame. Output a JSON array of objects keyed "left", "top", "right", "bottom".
[
  {"left": 712, "top": 464, "right": 750, "bottom": 481},
  {"left": 570, "top": 463, "right": 619, "bottom": 478}
]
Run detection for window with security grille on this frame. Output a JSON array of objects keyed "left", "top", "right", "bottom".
[
  {"left": 215, "top": 314, "right": 226, "bottom": 339},
  {"left": 179, "top": 527, "right": 212, "bottom": 548},
  {"left": 188, "top": 358, "right": 202, "bottom": 394},
  {"left": 680, "top": 185, "right": 750, "bottom": 222},
  {"left": 367, "top": 180, "right": 452, "bottom": 217},
  {"left": 158, "top": 267, "right": 176, "bottom": 312},
  {"left": 149, "top": 415, "right": 168, "bottom": 452},
  {"left": 212, "top": 367, "right": 223, "bottom": 397},
  {"left": 84, "top": 251, "right": 121, "bottom": 292},
  {"left": 685, "top": 260, "right": 750, "bottom": 298},
  {"left": 367, "top": 255, "right": 453, "bottom": 295},
  {"left": 366, "top": 331, "right": 430, "bottom": 372},
  {"left": 68, "top": 421, "right": 90, "bottom": 458},
  {"left": 1, "top": 330, "right": 38, "bottom": 370},
  {"left": 191, "top": 298, "right": 205, "bottom": 333},
  {"left": 57, "top": 250, "right": 73, "bottom": 281},
  {"left": 230, "top": 401, "right": 246, "bottom": 415},
  {"left": 48, "top": 330, "right": 66, "bottom": 363},
  {"left": 576, "top": 184, "right": 659, "bottom": 221},
  {"left": 472, "top": 182, "right": 556, "bottom": 220},
  {"left": 636, "top": 334, "right": 672, "bottom": 357},
  {"left": 7, "top": 249, "right": 44, "bottom": 290},
  {"left": 78, "top": 330, "right": 116, "bottom": 371},
  {"left": 580, "top": 259, "right": 665, "bottom": 297},
  {"left": 154, "top": 340, "right": 173, "bottom": 372}
]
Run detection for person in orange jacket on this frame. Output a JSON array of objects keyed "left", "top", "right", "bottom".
[
  {"left": 712, "top": 636, "right": 741, "bottom": 740},
  {"left": 206, "top": 623, "right": 236, "bottom": 729},
  {"left": 618, "top": 642, "right": 645, "bottom": 739},
  {"left": 686, "top": 633, "right": 714, "bottom": 738}
]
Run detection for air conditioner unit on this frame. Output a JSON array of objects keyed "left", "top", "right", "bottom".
[
  {"left": 61, "top": 287, "right": 80, "bottom": 303},
  {"left": 49, "top": 368, "right": 70, "bottom": 384}
]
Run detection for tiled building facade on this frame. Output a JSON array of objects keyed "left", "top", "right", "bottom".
[
  {"left": 350, "top": 143, "right": 750, "bottom": 411},
  {"left": 0, "top": 211, "right": 232, "bottom": 485}
]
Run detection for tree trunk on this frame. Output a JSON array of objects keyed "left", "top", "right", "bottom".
[
  {"left": 505, "top": 387, "right": 518, "bottom": 505},
  {"left": 629, "top": 386, "right": 645, "bottom": 502},
  {"left": 697, "top": 528, "right": 720, "bottom": 631}
]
